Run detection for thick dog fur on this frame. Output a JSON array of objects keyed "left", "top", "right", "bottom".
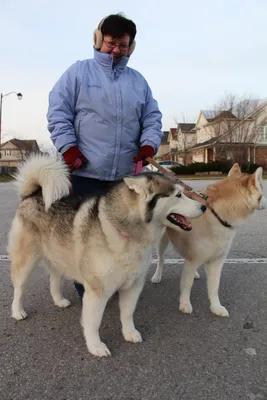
[
  {"left": 8, "top": 154, "right": 206, "bottom": 357},
  {"left": 152, "top": 163, "right": 267, "bottom": 317}
]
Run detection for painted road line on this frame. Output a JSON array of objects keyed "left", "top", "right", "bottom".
[
  {"left": 155, "top": 258, "right": 267, "bottom": 264},
  {"left": 1, "top": 255, "right": 267, "bottom": 263}
]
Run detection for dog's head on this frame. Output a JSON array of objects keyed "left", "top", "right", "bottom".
[
  {"left": 123, "top": 172, "right": 206, "bottom": 231},
  {"left": 206, "top": 163, "right": 266, "bottom": 228}
]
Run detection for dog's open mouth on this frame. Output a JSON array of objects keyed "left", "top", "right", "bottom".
[{"left": 167, "top": 213, "right": 192, "bottom": 231}]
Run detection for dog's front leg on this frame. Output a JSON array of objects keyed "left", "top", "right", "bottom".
[
  {"left": 119, "top": 275, "right": 146, "bottom": 343},
  {"left": 151, "top": 230, "right": 169, "bottom": 284},
  {"left": 205, "top": 257, "right": 229, "bottom": 317},
  {"left": 179, "top": 261, "right": 200, "bottom": 314},
  {"left": 82, "top": 288, "right": 111, "bottom": 357}
]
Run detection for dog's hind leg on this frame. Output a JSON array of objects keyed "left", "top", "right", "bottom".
[
  {"left": 48, "top": 266, "right": 71, "bottom": 308},
  {"left": 10, "top": 254, "right": 40, "bottom": 321},
  {"left": 151, "top": 230, "right": 169, "bottom": 283},
  {"left": 119, "top": 275, "right": 146, "bottom": 343},
  {"left": 8, "top": 217, "right": 40, "bottom": 320},
  {"left": 179, "top": 260, "right": 200, "bottom": 314},
  {"left": 205, "top": 257, "right": 229, "bottom": 317}
]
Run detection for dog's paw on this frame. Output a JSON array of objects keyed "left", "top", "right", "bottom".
[
  {"left": 123, "top": 329, "right": 143, "bottom": 343},
  {"left": 12, "top": 308, "right": 28, "bottom": 321},
  {"left": 88, "top": 342, "right": 111, "bottom": 357},
  {"left": 179, "top": 301, "right": 193, "bottom": 314},
  {"left": 54, "top": 298, "right": 71, "bottom": 308},
  {"left": 210, "top": 304, "right": 229, "bottom": 317},
  {"left": 194, "top": 271, "right": 200, "bottom": 279},
  {"left": 151, "top": 273, "right": 162, "bottom": 284}
]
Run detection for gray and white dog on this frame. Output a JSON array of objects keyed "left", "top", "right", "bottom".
[{"left": 8, "top": 154, "right": 206, "bottom": 357}]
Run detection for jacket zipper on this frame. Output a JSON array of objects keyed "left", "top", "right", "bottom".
[{"left": 111, "top": 73, "right": 122, "bottom": 179}]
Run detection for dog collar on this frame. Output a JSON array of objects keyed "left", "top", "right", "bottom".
[
  {"left": 111, "top": 222, "right": 132, "bottom": 242},
  {"left": 209, "top": 207, "right": 232, "bottom": 229},
  {"left": 116, "top": 227, "right": 130, "bottom": 241}
]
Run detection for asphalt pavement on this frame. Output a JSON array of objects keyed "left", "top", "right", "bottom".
[{"left": 0, "top": 180, "right": 267, "bottom": 400}]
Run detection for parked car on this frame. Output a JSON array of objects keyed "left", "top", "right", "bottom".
[{"left": 146, "top": 160, "right": 184, "bottom": 172}]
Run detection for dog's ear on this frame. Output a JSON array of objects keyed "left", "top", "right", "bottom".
[
  {"left": 124, "top": 176, "right": 148, "bottom": 195},
  {"left": 228, "top": 163, "right": 241, "bottom": 177},
  {"left": 250, "top": 167, "right": 263, "bottom": 190}
]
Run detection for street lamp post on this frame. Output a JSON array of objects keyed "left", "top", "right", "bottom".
[{"left": 0, "top": 91, "right": 23, "bottom": 159}]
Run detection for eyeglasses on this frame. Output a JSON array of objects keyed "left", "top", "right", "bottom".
[{"left": 103, "top": 39, "right": 129, "bottom": 52}]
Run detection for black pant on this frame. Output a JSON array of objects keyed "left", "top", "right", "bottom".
[{"left": 71, "top": 175, "right": 117, "bottom": 298}]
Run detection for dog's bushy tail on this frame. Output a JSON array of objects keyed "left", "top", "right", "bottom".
[{"left": 14, "top": 153, "right": 71, "bottom": 211}]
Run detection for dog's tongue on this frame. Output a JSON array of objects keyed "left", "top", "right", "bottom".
[
  {"left": 169, "top": 213, "right": 192, "bottom": 230},
  {"left": 170, "top": 213, "right": 187, "bottom": 225}
]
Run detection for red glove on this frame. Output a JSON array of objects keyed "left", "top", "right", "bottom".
[
  {"left": 63, "top": 146, "right": 88, "bottom": 171},
  {"left": 133, "top": 145, "right": 154, "bottom": 166}
]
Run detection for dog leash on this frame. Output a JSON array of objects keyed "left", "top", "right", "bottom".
[
  {"left": 134, "top": 160, "right": 143, "bottom": 175},
  {"left": 145, "top": 157, "right": 208, "bottom": 205}
]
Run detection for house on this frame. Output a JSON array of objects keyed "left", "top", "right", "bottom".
[
  {"left": 165, "top": 99, "right": 267, "bottom": 169},
  {"left": 156, "top": 127, "right": 195, "bottom": 163},
  {"left": 190, "top": 100, "right": 267, "bottom": 168},
  {"left": 156, "top": 124, "right": 197, "bottom": 164},
  {"left": 0, "top": 139, "right": 40, "bottom": 167},
  {"left": 169, "top": 123, "right": 197, "bottom": 164},
  {"left": 155, "top": 130, "right": 170, "bottom": 159}
]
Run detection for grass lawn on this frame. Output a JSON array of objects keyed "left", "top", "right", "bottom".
[
  {"left": 176, "top": 174, "right": 267, "bottom": 180},
  {"left": 0, "top": 175, "right": 15, "bottom": 182},
  {"left": 176, "top": 175, "right": 225, "bottom": 180}
]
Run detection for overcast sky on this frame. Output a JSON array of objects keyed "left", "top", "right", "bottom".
[{"left": 1, "top": 0, "right": 266, "bottom": 150}]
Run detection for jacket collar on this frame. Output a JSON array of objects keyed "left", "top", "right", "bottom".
[{"left": 93, "top": 47, "right": 129, "bottom": 76}]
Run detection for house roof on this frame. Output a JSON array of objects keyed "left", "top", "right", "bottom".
[
  {"left": 0, "top": 139, "right": 39, "bottom": 151},
  {"left": 210, "top": 110, "right": 237, "bottom": 121},
  {"left": 190, "top": 138, "right": 217, "bottom": 150},
  {"left": 178, "top": 123, "right": 196, "bottom": 132},
  {"left": 202, "top": 110, "right": 237, "bottom": 122},
  {"left": 190, "top": 137, "right": 259, "bottom": 151}
]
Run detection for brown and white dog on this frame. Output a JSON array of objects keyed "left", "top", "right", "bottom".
[{"left": 151, "top": 163, "right": 266, "bottom": 317}]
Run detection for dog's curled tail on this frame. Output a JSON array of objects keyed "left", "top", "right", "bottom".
[{"left": 13, "top": 153, "right": 71, "bottom": 211}]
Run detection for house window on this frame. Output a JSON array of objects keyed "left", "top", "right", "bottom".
[
  {"left": 261, "top": 126, "right": 267, "bottom": 141},
  {"left": 4, "top": 150, "right": 12, "bottom": 156},
  {"left": 226, "top": 150, "right": 233, "bottom": 160}
]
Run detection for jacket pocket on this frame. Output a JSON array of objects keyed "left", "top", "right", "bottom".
[{"left": 74, "top": 117, "right": 82, "bottom": 140}]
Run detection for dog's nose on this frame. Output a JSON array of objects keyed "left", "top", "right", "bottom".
[{"left": 201, "top": 205, "right": 207, "bottom": 212}]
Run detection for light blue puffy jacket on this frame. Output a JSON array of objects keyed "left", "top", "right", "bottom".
[{"left": 47, "top": 48, "right": 163, "bottom": 180}]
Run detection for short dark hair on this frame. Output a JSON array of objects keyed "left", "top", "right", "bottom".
[{"left": 101, "top": 13, "right": 137, "bottom": 45}]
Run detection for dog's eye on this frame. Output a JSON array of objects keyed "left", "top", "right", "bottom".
[{"left": 176, "top": 193, "right": 182, "bottom": 198}]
